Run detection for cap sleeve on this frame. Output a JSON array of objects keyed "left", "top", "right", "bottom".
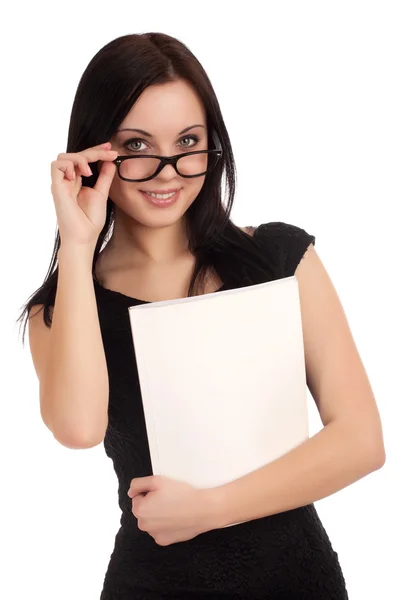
[{"left": 253, "top": 221, "right": 316, "bottom": 278}]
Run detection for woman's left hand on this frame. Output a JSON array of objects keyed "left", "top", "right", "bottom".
[{"left": 127, "top": 475, "right": 218, "bottom": 546}]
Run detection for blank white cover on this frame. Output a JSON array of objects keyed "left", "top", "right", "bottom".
[{"left": 128, "top": 275, "right": 309, "bottom": 492}]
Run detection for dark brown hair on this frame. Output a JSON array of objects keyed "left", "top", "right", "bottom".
[{"left": 17, "top": 32, "right": 276, "bottom": 345}]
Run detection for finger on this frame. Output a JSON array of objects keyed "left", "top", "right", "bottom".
[
  {"left": 52, "top": 150, "right": 117, "bottom": 184},
  {"left": 51, "top": 160, "right": 78, "bottom": 185},
  {"left": 79, "top": 149, "right": 118, "bottom": 174},
  {"left": 58, "top": 157, "right": 91, "bottom": 179},
  {"left": 93, "top": 158, "right": 117, "bottom": 198},
  {"left": 56, "top": 142, "right": 111, "bottom": 160},
  {"left": 57, "top": 147, "right": 116, "bottom": 162},
  {"left": 97, "top": 149, "right": 118, "bottom": 172},
  {"left": 127, "top": 476, "right": 158, "bottom": 497},
  {"left": 51, "top": 158, "right": 91, "bottom": 184}
]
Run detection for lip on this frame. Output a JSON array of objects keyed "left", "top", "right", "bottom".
[
  {"left": 140, "top": 188, "right": 181, "bottom": 207},
  {"left": 140, "top": 188, "right": 180, "bottom": 194}
]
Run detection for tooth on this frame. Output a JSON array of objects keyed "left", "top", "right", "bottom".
[{"left": 147, "top": 191, "right": 175, "bottom": 199}]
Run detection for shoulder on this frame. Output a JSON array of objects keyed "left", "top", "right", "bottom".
[
  {"left": 251, "top": 221, "right": 316, "bottom": 277},
  {"left": 253, "top": 221, "right": 315, "bottom": 249},
  {"left": 239, "top": 226, "right": 257, "bottom": 236}
]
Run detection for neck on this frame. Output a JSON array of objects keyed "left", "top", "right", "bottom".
[{"left": 104, "top": 210, "right": 191, "bottom": 268}]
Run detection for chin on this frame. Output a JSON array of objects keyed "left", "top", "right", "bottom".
[{"left": 119, "top": 204, "right": 186, "bottom": 229}]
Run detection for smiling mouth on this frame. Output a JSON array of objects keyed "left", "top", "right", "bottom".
[
  {"left": 139, "top": 189, "right": 181, "bottom": 206},
  {"left": 140, "top": 189, "right": 181, "bottom": 197}
]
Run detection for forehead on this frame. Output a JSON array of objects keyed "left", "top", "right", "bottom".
[{"left": 116, "top": 79, "right": 206, "bottom": 137}]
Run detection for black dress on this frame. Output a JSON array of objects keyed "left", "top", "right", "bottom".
[{"left": 91, "top": 222, "right": 347, "bottom": 599}]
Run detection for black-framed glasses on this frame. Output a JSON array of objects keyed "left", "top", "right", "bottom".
[{"left": 112, "top": 129, "right": 223, "bottom": 183}]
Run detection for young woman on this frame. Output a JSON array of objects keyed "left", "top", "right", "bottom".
[{"left": 19, "top": 32, "right": 385, "bottom": 599}]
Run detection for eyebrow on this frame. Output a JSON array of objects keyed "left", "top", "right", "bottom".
[{"left": 116, "top": 124, "right": 206, "bottom": 137}]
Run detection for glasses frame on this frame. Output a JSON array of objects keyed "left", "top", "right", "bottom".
[{"left": 111, "top": 129, "right": 223, "bottom": 183}]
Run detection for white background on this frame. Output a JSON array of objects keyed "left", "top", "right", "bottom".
[{"left": 3, "top": 1, "right": 399, "bottom": 598}]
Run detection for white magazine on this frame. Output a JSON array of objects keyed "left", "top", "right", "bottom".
[{"left": 128, "top": 275, "right": 309, "bottom": 495}]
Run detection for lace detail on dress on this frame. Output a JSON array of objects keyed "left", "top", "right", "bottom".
[{"left": 253, "top": 221, "right": 316, "bottom": 278}]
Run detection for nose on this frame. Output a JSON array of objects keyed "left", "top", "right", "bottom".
[{"left": 155, "top": 162, "right": 180, "bottom": 179}]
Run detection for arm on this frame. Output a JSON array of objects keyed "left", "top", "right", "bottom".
[
  {"left": 29, "top": 244, "right": 109, "bottom": 449},
  {"left": 207, "top": 244, "right": 386, "bottom": 528}
]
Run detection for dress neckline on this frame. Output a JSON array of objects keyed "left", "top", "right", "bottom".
[{"left": 93, "top": 277, "right": 227, "bottom": 304}]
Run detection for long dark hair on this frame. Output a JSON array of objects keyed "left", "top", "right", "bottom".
[{"left": 17, "top": 32, "right": 277, "bottom": 345}]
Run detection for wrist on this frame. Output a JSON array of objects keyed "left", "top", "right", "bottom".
[
  {"left": 58, "top": 242, "right": 96, "bottom": 265},
  {"left": 200, "top": 486, "right": 228, "bottom": 531}
]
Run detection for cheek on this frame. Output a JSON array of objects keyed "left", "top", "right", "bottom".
[{"left": 193, "top": 175, "right": 206, "bottom": 194}]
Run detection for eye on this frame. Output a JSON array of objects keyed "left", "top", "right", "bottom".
[
  {"left": 123, "top": 134, "right": 200, "bottom": 153},
  {"left": 124, "top": 139, "right": 146, "bottom": 152},
  {"left": 179, "top": 135, "right": 200, "bottom": 148}
]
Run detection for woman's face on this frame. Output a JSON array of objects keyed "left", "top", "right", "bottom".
[{"left": 106, "top": 79, "right": 209, "bottom": 229}]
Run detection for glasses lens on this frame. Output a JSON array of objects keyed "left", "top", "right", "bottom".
[
  {"left": 119, "top": 152, "right": 220, "bottom": 181},
  {"left": 176, "top": 151, "right": 220, "bottom": 176},
  {"left": 119, "top": 157, "right": 160, "bottom": 181}
]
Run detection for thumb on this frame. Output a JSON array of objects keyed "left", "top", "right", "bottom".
[
  {"left": 128, "top": 476, "right": 160, "bottom": 498},
  {"left": 93, "top": 159, "right": 117, "bottom": 198}
]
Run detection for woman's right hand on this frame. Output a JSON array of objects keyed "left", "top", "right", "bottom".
[{"left": 50, "top": 142, "right": 119, "bottom": 248}]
